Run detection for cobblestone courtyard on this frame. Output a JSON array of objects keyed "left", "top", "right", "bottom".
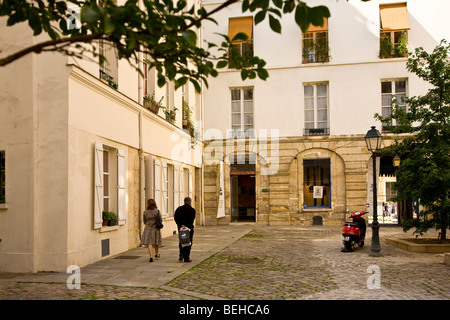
[{"left": 0, "top": 226, "right": 449, "bottom": 300}]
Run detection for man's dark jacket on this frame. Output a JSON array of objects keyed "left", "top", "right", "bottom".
[{"left": 174, "top": 204, "right": 196, "bottom": 230}]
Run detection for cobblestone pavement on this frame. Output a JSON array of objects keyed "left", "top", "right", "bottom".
[
  {"left": 167, "top": 226, "right": 450, "bottom": 300},
  {"left": 0, "top": 225, "right": 449, "bottom": 300}
]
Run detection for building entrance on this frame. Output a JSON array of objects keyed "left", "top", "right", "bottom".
[
  {"left": 369, "top": 155, "right": 414, "bottom": 225},
  {"left": 230, "top": 160, "right": 256, "bottom": 222}
]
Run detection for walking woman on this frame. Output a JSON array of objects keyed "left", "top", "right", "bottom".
[{"left": 141, "top": 199, "right": 162, "bottom": 262}]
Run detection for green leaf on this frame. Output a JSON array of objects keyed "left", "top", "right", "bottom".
[
  {"left": 310, "top": 6, "right": 330, "bottom": 27},
  {"left": 216, "top": 60, "right": 228, "bottom": 69},
  {"left": 157, "top": 73, "right": 166, "bottom": 88},
  {"left": 242, "top": 0, "right": 250, "bottom": 12},
  {"left": 295, "top": 4, "right": 310, "bottom": 34},
  {"left": 80, "top": 6, "right": 98, "bottom": 24},
  {"left": 269, "top": 14, "right": 281, "bottom": 33},
  {"left": 254, "top": 10, "right": 266, "bottom": 25},
  {"left": 190, "top": 79, "right": 201, "bottom": 93},
  {"left": 232, "top": 32, "right": 249, "bottom": 42},
  {"left": 174, "top": 77, "right": 188, "bottom": 89},
  {"left": 181, "top": 30, "right": 197, "bottom": 45},
  {"left": 28, "top": 12, "right": 42, "bottom": 36},
  {"left": 273, "top": 0, "right": 283, "bottom": 9},
  {"left": 104, "top": 17, "right": 116, "bottom": 34}
]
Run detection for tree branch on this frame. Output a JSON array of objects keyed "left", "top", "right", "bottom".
[
  {"left": 182, "top": 0, "right": 240, "bottom": 31},
  {"left": 0, "top": 33, "right": 104, "bottom": 66}
]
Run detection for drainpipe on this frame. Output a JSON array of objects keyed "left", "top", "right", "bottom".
[
  {"left": 139, "top": 110, "right": 145, "bottom": 235},
  {"left": 138, "top": 50, "right": 145, "bottom": 236},
  {"left": 201, "top": 86, "right": 206, "bottom": 226}
]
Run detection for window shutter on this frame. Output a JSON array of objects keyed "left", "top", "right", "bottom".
[
  {"left": 154, "top": 159, "right": 161, "bottom": 211},
  {"left": 117, "top": 149, "right": 126, "bottom": 225},
  {"left": 94, "top": 142, "right": 104, "bottom": 229},
  {"left": 188, "top": 168, "right": 193, "bottom": 199},
  {"left": 161, "top": 162, "right": 168, "bottom": 216},
  {"left": 144, "top": 155, "right": 154, "bottom": 201},
  {"left": 174, "top": 166, "right": 180, "bottom": 210},
  {"left": 179, "top": 167, "right": 185, "bottom": 204},
  {"left": 228, "top": 17, "right": 253, "bottom": 43}
]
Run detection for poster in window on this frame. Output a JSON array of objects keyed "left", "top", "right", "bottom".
[{"left": 313, "top": 186, "right": 323, "bottom": 199}]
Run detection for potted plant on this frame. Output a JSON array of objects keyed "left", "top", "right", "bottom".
[
  {"left": 315, "top": 36, "right": 329, "bottom": 63},
  {"left": 143, "top": 92, "right": 164, "bottom": 114},
  {"left": 380, "top": 33, "right": 393, "bottom": 58},
  {"left": 161, "top": 106, "right": 178, "bottom": 124},
  {"left": 395, "top": 32, "right": 408, "bottom": 57},
  {"left": 102, "top": 210, "right": 118, "bottom": 226},
  {"left": 182, "top": 100, "right": 192, "bottom": 127}
]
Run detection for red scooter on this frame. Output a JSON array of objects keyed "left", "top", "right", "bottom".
[{"left": 341, "top": 210, "right": 367, "bottom": 252}]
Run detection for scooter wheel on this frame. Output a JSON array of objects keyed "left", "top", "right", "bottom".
[{"left": 344, "top": 241, "right": 354, "bottom": 252}]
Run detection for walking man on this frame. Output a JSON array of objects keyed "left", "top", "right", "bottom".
[{"left": 174, "top": 197, "right": 196, "bottom": 262}]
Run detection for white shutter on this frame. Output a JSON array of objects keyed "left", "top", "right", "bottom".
[
  {"left": 144, "top": 155, "right": 154, "bottom": 201},
  {"left": 154, "top": 159, "right": 161, "bottom": 210},
  {"left": 117, "top": 149, "right": 127, "bottom": 225},
  {"left": 174, "top": 166, "right": 180, "bottom": 210},
  {"left": 188, "top": 168, "right": 193, "bottom": 199},
  {"left": 94, "top": 142, "right": 103, "bottom": 229},
  {"left": 161, "top": 162, "right": 168, "bottom": 216},
  {"left": 179, "top": 166, "right": 185, "bottom": 205}
]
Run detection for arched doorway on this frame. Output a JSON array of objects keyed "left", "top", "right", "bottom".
[{"left": 230, "top": 154, "right": 256, "bottom": 222}]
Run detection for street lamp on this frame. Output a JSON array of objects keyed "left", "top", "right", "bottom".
[
  {"left": 365, "top": 126, "right": 383, "bottom": 257},
  {"left": 393, "top": 155, "right": 401, "bottom": 168}
]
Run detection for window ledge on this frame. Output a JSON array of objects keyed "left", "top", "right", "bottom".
[
  {"left": 100, "top": 225, "right": 119, "bottom": 233},
  {"left": 303, "top": 207, "right": 332, "bottom": 212},
  {"left": 0, "top": 203, "right": 8, "bottom": 210}
]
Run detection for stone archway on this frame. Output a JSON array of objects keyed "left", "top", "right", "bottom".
[{"left": 289, "top": 148, "right": 346, "bottom": 226}]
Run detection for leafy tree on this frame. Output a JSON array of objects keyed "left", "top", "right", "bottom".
[
  {"left": 375, "top": 40, "right": 450, "bottom": 240},
  {"left": 0, "top": 0, "right": 341, "bottom": 92}
]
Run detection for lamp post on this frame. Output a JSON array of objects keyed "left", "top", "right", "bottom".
[{"left": 365, "top": 126, "right": 383, "bottom": 257}]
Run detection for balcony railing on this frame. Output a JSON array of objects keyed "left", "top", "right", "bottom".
[{"left": 304, "top": 128, "right": 330, "bottom": 136}]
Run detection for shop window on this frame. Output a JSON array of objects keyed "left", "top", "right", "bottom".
[{"left": 303, "top": 159, "right": 331, "bottom": 208}]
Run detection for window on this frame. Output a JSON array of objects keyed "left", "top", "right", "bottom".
[
  {"left": 0, "top": 151, "right": 5, "bottom": 204},
  {"left": 304, "top": 159, "right": 331, "bottom": 208},
  {"left": 103, "top": 149, "right": 110, "bottom": 211},
  {"left": 304, "top": 83, "right": 329, "bottom": 136},
  {"left": 94, "top": 142, "right": 127, "bottom": 229},
  {"left": 228, "top": 17, "right": 254, "bottom": 68},
  {"left": 302, "top": 19, "right": 329, "bottom": 63},
  {"left": 381, "top": 79, "right": 407, "bottom": 130},
  {"left": 142, "top": 56, "right": 155, "bottom": 99},
  {"left": 99, "top": 39, "right": 119, "bottom": 89},
  {"left": 379, "top": 3, "right": 410, "bottom": 58},
  {"left": 231, "top": 87, "right": 254, "bottom": 138},
  {"left": 386, "top": 182, "right": 397, "bottom": 202}
]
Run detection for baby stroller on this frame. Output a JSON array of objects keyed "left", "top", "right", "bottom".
[{"left": 179, "top": 225, "right": 192, "bottom": 262}]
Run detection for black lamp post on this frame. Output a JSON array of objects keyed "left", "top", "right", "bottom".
[{"left": 364, "top": 126, "right": 383, "bottom": 257}]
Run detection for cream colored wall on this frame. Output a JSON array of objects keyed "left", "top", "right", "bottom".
[{"left": 202, "top": 0, "right": 446, "bottom": 138}]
